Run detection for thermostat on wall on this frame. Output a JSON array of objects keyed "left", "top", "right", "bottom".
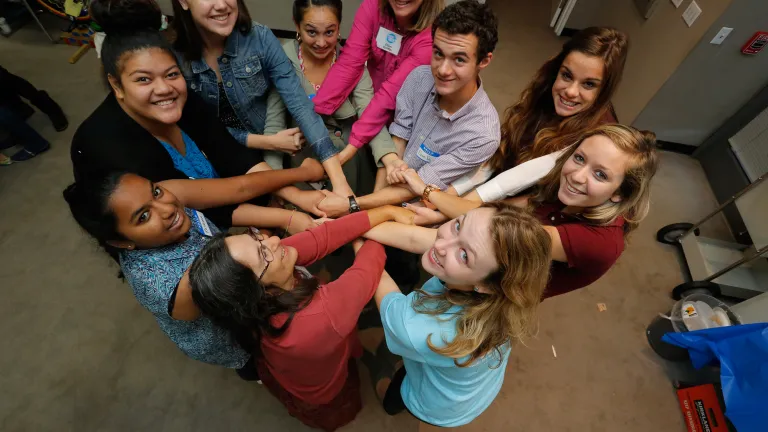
[{"left": 741, "top": 31, "right": 768, "bottom": 55}]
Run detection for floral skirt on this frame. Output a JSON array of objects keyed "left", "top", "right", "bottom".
[{"left": 256, "top": 358, "right": 363, "bottom": 432}]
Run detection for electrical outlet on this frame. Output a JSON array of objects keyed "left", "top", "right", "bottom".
[
  {"left": 710, "top": 27, "right": 733, "bottom": 45},
  {"left": 671, "top": 0, "right": 683, "bottom": 8},
  {"left": 682, "top": 1, "right": 702, "bottom": 27}
]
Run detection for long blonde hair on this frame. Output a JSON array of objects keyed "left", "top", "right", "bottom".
[
  {"left": 489, "top": 27, "right": 628, "bottom": 173},
  {"left": 379, "top": 0, "right": 444, "bottom": 32},
  {"left": 532, "top": 124, "right": 659, "bottom": 236},
  {"left": 413, "top": 203, "right": 551, "bottom": 367}
]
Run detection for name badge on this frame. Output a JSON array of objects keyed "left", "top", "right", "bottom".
[
  {"left": 376, "top": 27, "right": 403, "bottom": 56},
  {"left": 191, "top": 210, "right": 213, "bottom": 237},
  {"left": 416, "top": 141, "right": 440, "bottom": 164}
]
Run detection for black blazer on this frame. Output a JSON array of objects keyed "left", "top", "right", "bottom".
[{"left": 71, "top": 91, "right": 265, "bottom": 228}]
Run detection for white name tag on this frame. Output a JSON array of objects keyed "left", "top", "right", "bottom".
[
  {"left": 416, "top": 140, "right": 440, "bottom": 164},
  {"left": 376, "top": 27, "right": 403, "bottom": 56},
  {"left": 192, "top": 210, "right": 213, "bottom": 237}
]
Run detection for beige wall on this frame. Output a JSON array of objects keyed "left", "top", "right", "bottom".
[
  {"left": 156, "top": 0, "right": 364, "bottom": 37},
  {"left": 565, "top": 0, "right": 734, "bottom": 123}
]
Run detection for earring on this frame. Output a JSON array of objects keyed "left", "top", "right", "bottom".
[
  {"left": 296, "top": 32, "right": 302, "bottom": 43},
  {"left": 473, "top": 286, "right": 480, "bottom": 292}
]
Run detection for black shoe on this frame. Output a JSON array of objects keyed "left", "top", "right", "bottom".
[
  {"left": 30, "top": 91, "right": 68, "bottom": 132},
  {"left": 235, "top": 356, "right": 261, "bottom": 382}
]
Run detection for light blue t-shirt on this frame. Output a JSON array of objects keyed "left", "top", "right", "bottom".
[{"left": 380, "top": 276, "right": 510, "bottom": 427}]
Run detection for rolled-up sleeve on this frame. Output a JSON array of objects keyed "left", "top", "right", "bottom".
[
  {"left": 387, "top": 69, "right": 420, "bottom": 141},
  {"left": 349, "top": 30, "right": 432, "bottom": 148}
]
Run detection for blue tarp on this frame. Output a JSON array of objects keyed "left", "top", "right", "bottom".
[{"left": 663, "top": 323, "right": 768, "bottom": 432}]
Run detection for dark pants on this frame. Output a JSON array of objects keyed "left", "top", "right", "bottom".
[
  {"left": 382, "top": 366, "right": 408, "bottom": 415},
  {"left": 0, "top": 105, "right": 49, "bottom": 153}
]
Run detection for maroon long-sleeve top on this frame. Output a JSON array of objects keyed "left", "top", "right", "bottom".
[{"left": 260, "top": 212, "right": 385, "bottom": 405}]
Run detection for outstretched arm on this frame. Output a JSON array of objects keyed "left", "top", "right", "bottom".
[
  {"left": 363, "top": 221, "right": 436, "bottom": 254},
  {"left": 159, "top": 159, "right": 325, "bottom": 210}
]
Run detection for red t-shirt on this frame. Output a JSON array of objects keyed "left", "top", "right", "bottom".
[
  {"left": 534, "top": 202, "right": 625, "bottom": 298},
  {"left": 260, "top": 212, "right": 385, "bottom": 405}
]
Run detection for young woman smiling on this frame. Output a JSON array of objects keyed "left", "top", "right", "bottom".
[
  {"left": 358, "top": 202, "right": 551, "bottom": 426},
  {"left": 74, "top": 0, "right": 325, "bottom": 232},
  {"left": 400, "top": 124, "right": 659, "bottom": 298},
  {"left": 447, "top": 26, "right": 629, "bottom": 202},
  {"left": 63, "top": 166, "right": 323, "bottom": 375},
  {"left": 262, "top": 0, "right": 398, "bottom": 195},
  {"left": 187, "top": 205, "right": 415, "bottom": 430},
  {"left": 172, "top": 0, "right": 354, "bottom": 198},
  {"left": 312, "top": 0, "right": 444, "bottom": 185}
]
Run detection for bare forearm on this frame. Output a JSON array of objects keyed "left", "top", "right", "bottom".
[
  {"left": 246, "top": 134, "right": 276, "bottom": 151},
  {"left": 363, "top": 222, "right": 436, "bottom": 254},
  {"left": 357, "top": 185, "right": 416, "bottom": 210},
  {"left": 366, "top": 205, "right": 413, "bottom": 227},
  {"left": 431, "top": 191, "right": 482, "bottom": 219},
  {"left": 375, "top": 270, "right": 401, "bottom": 308},
  {"left": 323, "top": 155, "right": 352, "bottom": 195},
  {"left": 163, "top": 166, "right": 315, "bottom": 210},
  {"left": 231, "top": 205, "right": 294, "bottom": 229}
]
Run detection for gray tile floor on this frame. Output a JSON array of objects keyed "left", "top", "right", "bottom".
[{"left": 0, "top": 2, "right": 732, "bottom": 431}]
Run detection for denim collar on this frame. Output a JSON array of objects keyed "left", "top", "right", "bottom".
[{"left": 190, "top": 31, "right": 241, "bottom": 74}]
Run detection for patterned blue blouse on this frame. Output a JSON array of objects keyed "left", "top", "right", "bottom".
[
  {"left": 159, "top": 130, "right": 220, "bottom": 179},
  {"left": 120, "top": 208, "right": 249, "bottom": 368}
]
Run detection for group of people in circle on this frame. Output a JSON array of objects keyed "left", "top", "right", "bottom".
[{"left": 64, "top": 0, "right": 660, "bottom": 429}]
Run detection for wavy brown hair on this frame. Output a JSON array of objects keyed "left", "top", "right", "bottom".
[
  {"left": 379, "top": 0, "right": 444, "bottom": 33},
  {"left": 489, "top": 27, "right": 628, "bottom": 173},
  {"left": 413, "top": 202, "right": 551, "bottom": 367},
  {"left": 532, "top": 124, "right": 659, "bottom": 237}
]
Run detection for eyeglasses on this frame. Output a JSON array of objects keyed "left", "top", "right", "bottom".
[{"left": 248, "top": 227, "right": 274, "bottom": 284}]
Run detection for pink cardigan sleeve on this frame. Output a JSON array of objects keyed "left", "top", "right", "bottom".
[
  {"left": 313, "top": 0, "right": 378, "bottom": 116},
  {"left": 347, "top": 28, "right": 433, "bottom": 148}
]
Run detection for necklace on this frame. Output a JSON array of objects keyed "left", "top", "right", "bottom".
[{"left": 298, "top": 45, "right": 337, "bottom": 92}]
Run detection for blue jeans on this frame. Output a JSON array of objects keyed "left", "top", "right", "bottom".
[{"left": 0, "top": 105, "right": 50, "bottom": 153}]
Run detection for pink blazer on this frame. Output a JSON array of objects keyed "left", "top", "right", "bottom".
[{"left": 313, "top": 0, "right": 433, "bottom": 148}]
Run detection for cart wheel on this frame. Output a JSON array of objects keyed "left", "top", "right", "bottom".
[
  {"left": 672, "top": 281, "right": 721, "bottom": 300},
  {"left": 656, "top": 223, "right": 700, "bottom": 245}
]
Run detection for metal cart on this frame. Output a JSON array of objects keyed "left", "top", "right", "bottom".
[{"left": 656, "top": 173, "right": 768, "bottom": 300}]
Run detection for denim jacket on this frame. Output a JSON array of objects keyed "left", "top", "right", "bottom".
[{"left": 179, "top": 21, "right": 338, "bottom": 162}]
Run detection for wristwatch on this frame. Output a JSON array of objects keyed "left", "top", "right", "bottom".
[
  {"left": 348, "top": 196, "right": 361, "bottom": 213},
  {"left": 422, "top": 184, "right": 439, "bottom": 203}
]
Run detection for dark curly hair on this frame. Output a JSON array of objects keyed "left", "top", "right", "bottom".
[{"left": 432, "top": 0, "right": 498, "bottom": 63}]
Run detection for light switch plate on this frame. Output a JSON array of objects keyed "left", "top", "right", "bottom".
[
  {"left": 683, "top": 1, "right": 702, "bottom": 27},
  {"left": 710, "top": 27, "right": 733, "bottom": 45},
  {"left": 671, "top": 0, "right": 683, "bottom": 8}
]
